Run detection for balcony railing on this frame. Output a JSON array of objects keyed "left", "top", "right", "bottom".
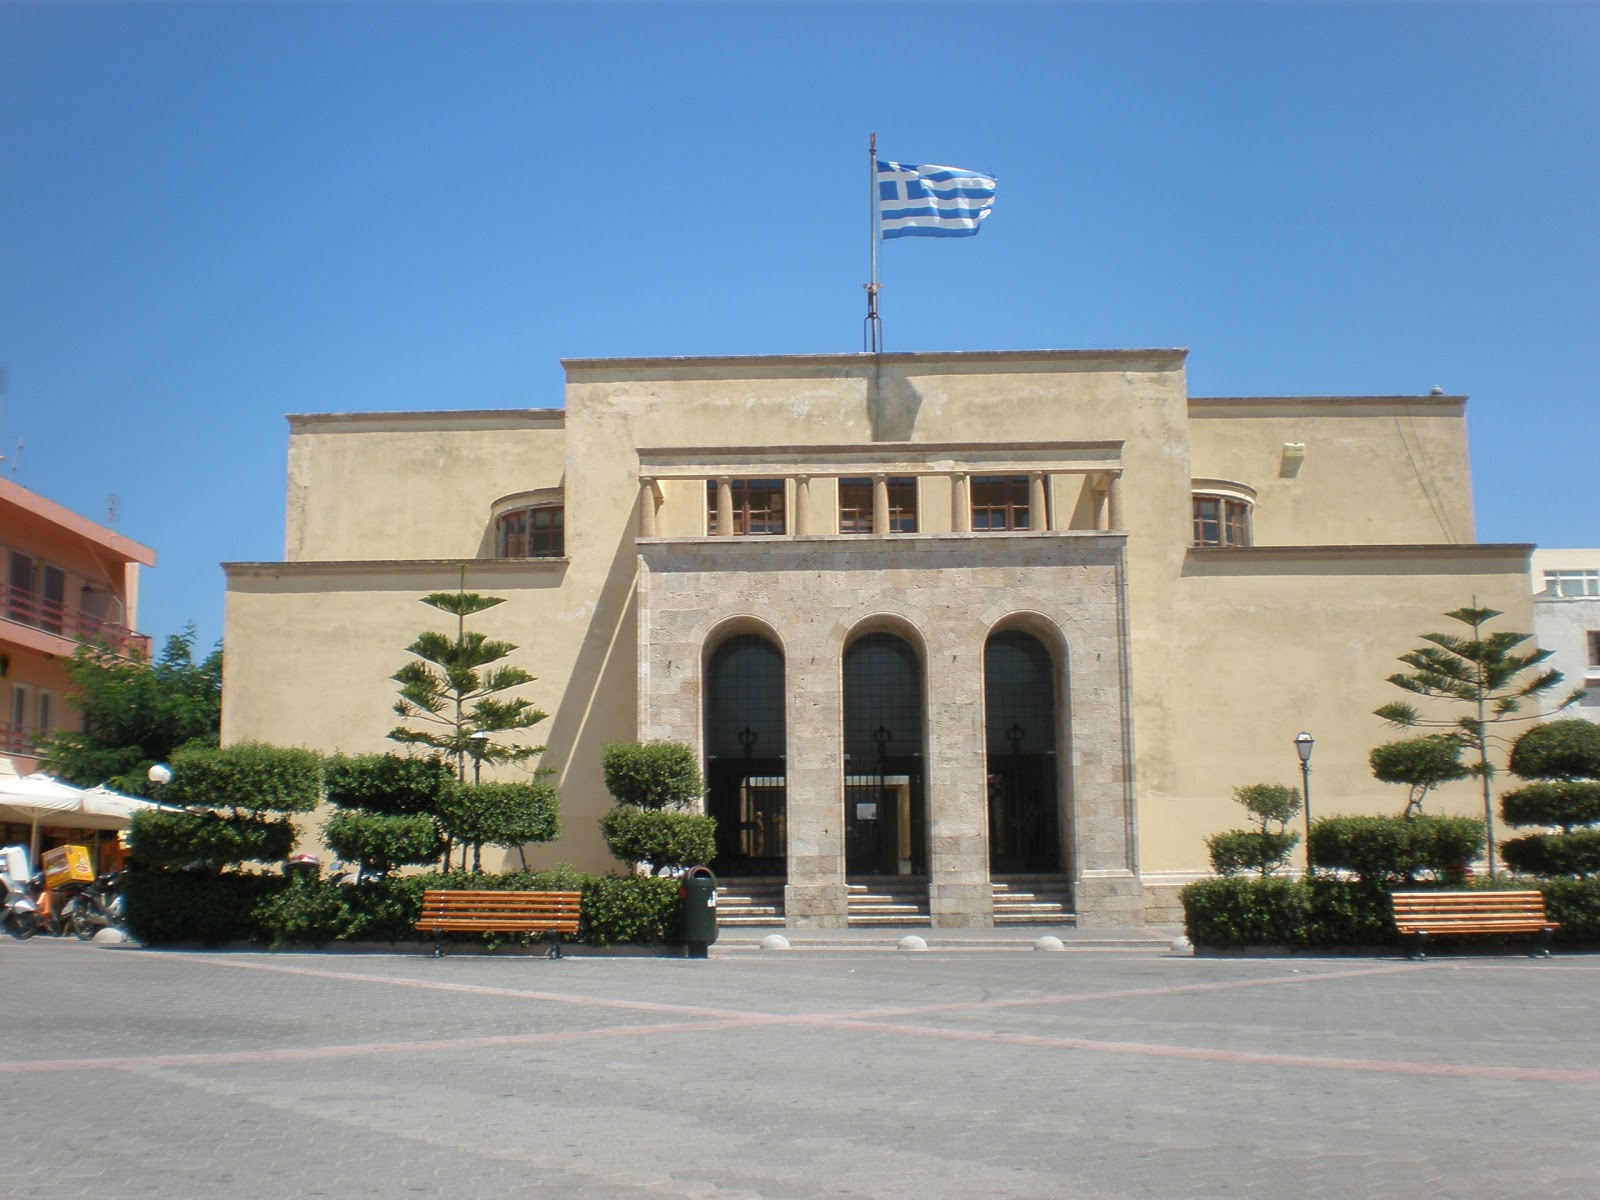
[
  {"left": 0, "top": 582, "right": 151, "bottom": 659},
  {"left": 0, "top": 721, "right": 39, "bottom": 758}
]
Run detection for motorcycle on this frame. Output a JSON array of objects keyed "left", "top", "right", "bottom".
[{"left": 57, "top": 872, "right": 124, "bottom": 940}]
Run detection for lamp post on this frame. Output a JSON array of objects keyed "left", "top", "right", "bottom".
[
  {"left": 468, "top": 731, "right": 490, "bottom": 785},
  {"left": 147, "top": 762, "right": 172, "bottom": 797},
  {"left": 1294, "top": 731, "right": 1314, "bottom": 873}
]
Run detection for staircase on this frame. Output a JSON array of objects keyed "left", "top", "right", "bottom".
[
  {"left": 991, "top": 876, "right": 1075, "bottom": 925},
  {"left": 715, "top": 878, "right": 786, "bottom": 927},
  {"left": 847, "top": 876, "right": 931, "bottom": 925}
]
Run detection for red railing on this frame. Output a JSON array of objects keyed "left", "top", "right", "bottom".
[
  {"left": 0, "top": 721, "right": 39, "bottom": 757},
  {"left": 0, "top": 582, "right": 151, "bottom": 659}
]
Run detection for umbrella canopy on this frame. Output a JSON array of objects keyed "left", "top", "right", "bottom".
[{"left": 0, "top": 763, "right": 164, "bottom": 860}]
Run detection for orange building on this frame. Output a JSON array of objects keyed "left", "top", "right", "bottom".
[{"left": 0, "top": 477, "right": 155, "bottom": 774}]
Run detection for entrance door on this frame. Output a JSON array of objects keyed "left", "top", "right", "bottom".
[
  {"left": 842, "top": 632, "right": 926, "bottom": 877},
  {"left": 984, "top": 630, "right": 1063, "bottom": 874},
  {"left": 704, "top": 634, "right": 787, "bottom": 878}
]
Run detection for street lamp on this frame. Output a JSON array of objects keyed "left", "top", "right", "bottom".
[
  {"left": 147, "top": 762, "right": 172, "bottom": 797},
  {"left": 468, "top": 731, "right": 490, "bottom": 784},
  {"left": 1294, "top": 731, "right": 1314, "bottom": 872}
]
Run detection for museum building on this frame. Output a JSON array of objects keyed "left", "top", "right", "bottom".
[{"left": 221, "top": 349, "right": 1534, "bottom": 927}]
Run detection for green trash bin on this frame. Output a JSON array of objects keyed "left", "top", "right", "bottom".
[{"left": 680, "top": 866, "right": 718, "bottom": 958}]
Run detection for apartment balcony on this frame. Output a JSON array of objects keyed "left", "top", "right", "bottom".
[{"left": 0, "top": 583, "right": 152, "bottom": 660}]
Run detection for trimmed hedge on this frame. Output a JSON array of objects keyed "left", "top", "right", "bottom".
[
  {"left": 121, "top": 870, "right": 287, "bottom": 945},
  {"left": 1500, "top": 781, "right": 1600, "bottom": 831},
  {"left": 600, "top": 805, "right": 717, "bottom": 870},
  {"left": 1508, "top": 719, "right": 1600, "bottom": 781},
  {"left": 601, "top": 741, "right": 703, "bottom": 810},
  {"left": 128, "top": 809, "right": 297, "bottom": 871},
  {"left": 1178, "top": 877, "right": 1310, "bottom": 949},
  {"left": 1307, "top": 814, "right": 1483, "bottom": 884},
  {"left": 323, "top": 811, "right": 444, "bottom": 878},
  {"left": 165, "top": 742, "right": 322, "bottom": 813},
  {"left": 1206, "top": 830, "right": 1299, "bottom": 878},
  {"left": 439, "top": 781, "right": 562, "bottom": 862},
  {"left": 323, "top": 753, "right": 454, "bottom": 814},
  {"left": 1500, "top": 830, "right": 1600, "bottom": 879}
]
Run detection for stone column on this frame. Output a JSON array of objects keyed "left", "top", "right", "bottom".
[
  {"left": 638, "top": 478, "right": 657, "bottom": 537},
  {"left": 716, "top": 476, "right": 734, "bottom": 537},
  {"left": 1093, "top": 475, "right": 1110, "bottom": 532},
  {"left": 1106, "top": 471, "right": 1124, "bottom": 531},
  {"left": 951, "top": 473, "right": 971, "bottom": 533},
  {"left": 872, "top": 474, "right": 890, "bottom": 535},
  {"left": 793, "top": 475, "right": 811, "bottom": 536},
  {"left": 1029, "top": 472, "right": 1049, "bottom": 532}
]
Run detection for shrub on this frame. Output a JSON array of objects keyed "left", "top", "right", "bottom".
[
  {"left": 1509, "top": 719, "right": 1600, "bottom": 781},
  {"left": 1500, "top": 781, "right": 1600, "bottom": 832},
  {"left": 1206, "top": 831, "right": 1300, "bottom": 878},
  {"left": 323, "top": 753, "right": 454, "bottom": 814},
  {"left": 1501, "top": 831, "right": 1600, "bottom": 879},
  {"left": 1308, "top": 814, "right": 1484, "bottom": 885},
  {"left": 438, "top": 781, "right": 561, "bottom": 871},
  {"left": 1302, "top": 878, "right": 1401, "bottom": 947},
  {"left": 323, "top": 811, "right": 444, "bottom": 878},
  {"left": 1535, "top": 877, "right": 1600, "bottom": 942},
  {"left": 122, "top": 870, "right": 286, "bottom": 945},
  {"left": 1180, "top": 877, "right": 1310, "bottom": 949},
  {"left": 601, "top": 742, "right": 704, "bottom": 810},
  {"left": 128, "top": 809, "right": 297, "bottom": 871},
  {"left": 1369, "top": 735, "right": 1469, "bottom": 816},
  {"left": 253, "top": 876, "right": 353, "bottom": 947},
  {"left": 601, "top": 805, "right": 717, "bottom": 870},
  {"left": 165, "top": 742, "right": 322, "bottom": 814}
]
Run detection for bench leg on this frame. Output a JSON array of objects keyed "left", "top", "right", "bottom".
[
  {"left": 434, "top": 931, "right": 445, "bottom": 959},
  {"left": 1535, "top": 927, "right": 1553, "bottom": 959},
  {"left": 547, "top": 932, "right": 563, "bottom": 960},
  {"left": 1408, "top": 930, "right": 1428, "bottom": 961}
]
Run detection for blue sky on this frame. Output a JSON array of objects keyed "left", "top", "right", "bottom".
[{"left": 2, "top": 2, "right": 1595, "bottom": 653}]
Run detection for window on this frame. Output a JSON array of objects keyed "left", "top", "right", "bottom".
[
  {"left": 707, "top": 479, "right": 785, "bottom": 535},
  {"left": 971, "top": 475, "right": 1030, "bottom": 531},
  {"left": 496, "top": 505, "right": 564, "bottom": 558},
  {"left": 4, "top": 552, "right": 67, "bottom": 631},
  {"left": 1589, "top": 632, "right": 1600, "bottom": 672},
  {"left": 1193, "top": 495, "right": 1252, "bottom": 547},
  {"left": 1545, "top": 570, "right": 1600, "bottom": 598},
  {"left": 838, "top": 478, "right": 917, "bottom": 534}
]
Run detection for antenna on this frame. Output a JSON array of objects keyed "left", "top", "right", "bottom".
[
  {"left": 7, "top": 438, "right": 20, "bottom": 480},
  {"left": 106, "top": 494, "right": 120, "bottom": 525}
]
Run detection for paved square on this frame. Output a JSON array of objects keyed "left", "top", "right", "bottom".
[{"left": 3, "top": 937, "right": 1597, "bottom": 1198}]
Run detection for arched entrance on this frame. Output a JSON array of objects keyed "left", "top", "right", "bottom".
[
  {"left": 704, "top": 633, "right": 786, "bottom": 876},
  {"left": 984, "top": 630, "right": 1062, "bottom": 874},
  {"left": 842, "top": 631, "right": 926, "bottom": 876}
]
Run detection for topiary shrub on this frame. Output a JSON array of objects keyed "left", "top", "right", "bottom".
[
  {"left": 128, "top": 809, "right": 297, "bottom": 871},
  {"left": 1205, "top": 782, "right": 1301, "bottom": 877},
  {"left": 323, "top": 811, "right": 444, "bottom": 880},
  {"left": 165, "top": 742, "right": 322, "bottom": 813},
  {"left": 438, "top": 780, "right": 561, "bottom": 873},
  {"left": 1501, "top": 830, "right": 1600, "bottom": 878},
  {"left": 601, "top": 741, "right": 704, "bottom": 810},
  {"left": 1508, "top": 719, "right": 1600, "bottom": 781},
  {"left": 600, "top": 806, "right": 717, "bottom": 872},
  {"left": 1535, "top": 877, "right": 1600, "bottom": 943},
  {"left": 1369, "top": 735, "right": 1469, "bottom": 816},
  {"left": 1501, "top": 782, "right": 1600, "bottom": 831},
  {"left": 1308, "top": 814, "right": 1484, "bottom": 885},
  {"left": 1500, "top": 720, "right": 1600, "bottom": 878},
  {"left": 323, "top": 753, "right": 454, "bottom": 815}
]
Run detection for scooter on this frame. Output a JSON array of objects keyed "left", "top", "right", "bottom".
[
  {"left": 0, "top": 865, "right": 42, "bottom": 939},
  {"left": 58, "top": 872, "right": 124, "bottom": 940}
]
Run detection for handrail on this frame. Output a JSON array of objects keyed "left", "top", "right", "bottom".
[{"left": 0, "top": 582, "right": 150, "bottom": 658}]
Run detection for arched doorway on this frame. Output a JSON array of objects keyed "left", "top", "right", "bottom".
[
  {"left": 842, "top": 631, "right": 926, "bottom": 876},
  {"left": 984, "top": 630, "right": 1062, "bottom": 874},
  {"left": 704, "top": 633, "right": 787, "bottom": 876}
]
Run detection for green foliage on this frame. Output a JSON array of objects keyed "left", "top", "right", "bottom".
[
  {"left": 121, "top": 870, "right": 286, "bottom": 945},
  {"left": 1206, "top": 830, "right": 1300, "bottom": 878},
  {"left": 576, "top": 875, "right": 682, "bottom": 946},
  {"left": 253, "top": 875, "right": 353, "bottom": 947},
  {"left": 1535, "top": 877, "right": 1600, "bottom": 943},
  {"left": 34, "top": 627, "right": 222, "bottom": 795},
  {"left": 601, "top": 742, "right": 704, "bottom": 810},
  {"left": 1301, "top": 878, "right": 1401, "bottom": 947},
  {"left": 323, "top": 811, "right": 443, "bottom": 878},
  {"left": 1374, "top": 604, "right": 1574, "bottom": 870},
  {"left": 601, "top": 805, "right": 717, "bottom": 870},
  {"left": 323, "top": 754, "right": 454, "bottom": 814},
  {"left": 1500, "top": 782, "right": 1600, "bottom": 832},
  {"left": 1307, "top": 814, "right": 1484, "bottom": 885},
  {"left": 1500, "top": 831, "right": 1600, "bottom": 879},
  {"left": 128, "top": 809, "right": 297, "bottom": 871},
  {"left": 389, "top": 576, "right": 548, "bottom": 781},
  {"left": 1508, "top": 719, "right": 1600, "bottom": 781},
  {"left": 165, "top": 743, "right": 322, "bottom": 814},
  {"left": 1180, "top": 877, "right": 1311, "bottom": 949},
  {"left": 438, "top": 781, "right": 561, "bottom": 872},
  {"left": 1369, "top": 735, "right": 1470, "bottom": 816},
  {"left": 1231, "top": 783, "right": 1302, "bottom": 830}
]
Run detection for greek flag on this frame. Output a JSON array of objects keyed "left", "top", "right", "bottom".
[{"left": 876, "top": 159, "right": 997, "bottom": 240}]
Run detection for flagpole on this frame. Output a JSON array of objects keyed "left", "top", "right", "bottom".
[{"left": 864, "top": 131, "right": 882, "bottom": 354}]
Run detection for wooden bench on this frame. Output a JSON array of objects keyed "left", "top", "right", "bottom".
[
  {"left": 417, "top": 889, "right": 583, "bottom": 959},
  {"left": 1391, "top": 890, "right": 1557, "bottom": 960}
]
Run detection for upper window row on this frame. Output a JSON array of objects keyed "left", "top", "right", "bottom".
[
  {"left": 496, "top": 505, "right": 565, "bottom": 559},
  {"left": 1192, "top": 495, "right": 1251, "bottom": 548},
  {"left": 706, "top": 475, "right": 1038, "bottom": 536},
  {"left": 1545, "top": 570, "right": 1599, "bottom": 598}
]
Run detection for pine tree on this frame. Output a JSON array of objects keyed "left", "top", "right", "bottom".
[
  {"left": 389, "top": 573, "right": 548, "bottom": 784},
  {"left": 1375, "top": 603, "right": 1577, "bottom": 874}
]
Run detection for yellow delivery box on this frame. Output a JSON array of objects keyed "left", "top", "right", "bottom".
[{"left": 43, "top": 844, "right": 93, "bottom": 889}]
